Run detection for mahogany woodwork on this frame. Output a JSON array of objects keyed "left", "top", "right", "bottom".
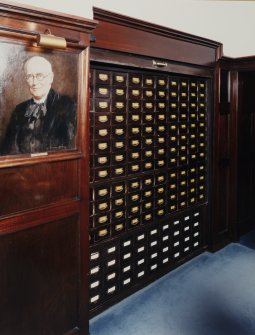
[
  {"left": 93, "top": 7, "right": 222, "bottom": 68},
  {"left": 210, "top": 57, "right": 238, "bottom": 250},
  {"left": 0, "top": 2, "right": 97, "bottom": 335}
]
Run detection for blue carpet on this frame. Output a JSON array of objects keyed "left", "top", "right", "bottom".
[
  {"left": 239, "top": 229, "right": 255, "bottom": 250},
  {"left": 90, "top": 243, "right": 255, "bottom": 335}
]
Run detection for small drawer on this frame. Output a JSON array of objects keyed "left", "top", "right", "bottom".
[
  {"left": 143, "top": 76, "right": 155, "bottom": 87},
  {"left": 142, "top": 112, "right": 154, "bottom": 124},
  {"left": 180, "top": 80, "right": 188, "bottom": 90},
  {"left": 95, "top": 70, "right": 111, "bottom": 84},
  {"left": 169, "top": 170, "right": 177, "bottom": 182},
  {"left": 142, "top": 210, "right": 154, "bottom": 223},
  {"left": 169, "top": 79, "right": 178, "bottom": 88},
  {"left": 155, "top": 196, "right": 166, "bottom": 208},
  {"left": 94, "top": 153, "right": 111, "bottom": 168},
  {"left": 143, "top": 101, "right": 155, "bottom": 112},
  {"left": 156, "top": 136, "right": 166, "bottom": 146},
  {"left": 127, "top": 215, "right": 141, "bottom": 229},
  {"left": 94, "top": 126, "right": 111, "bottom": 140},
  {"left": 155, "top": 207, "right": 166, "bottom": 218},
  {"left": 157, "top": 77, "right": 168, "bottom": 88},
  {"left": 155, "top": 185, "right": 165, "bottom": 196},
  {"left": 93, "top": 212, "right": 111, "bottom": 227},
  {"left": 127, "top": 191, "right": 141, "bottom": 204},
  {"left": 155, "top": 124, "right": 167, "bottom": 135},
  {"left": 93, "top": 184, "right": 110, "bottom": 201},
  {"left": 112, "top": 209, "right": 126, "bottom": 222},
  {"left": 142, "top": 124, "right": 154, "bottom": 136},
  {"left": 128, "top": 162, "right": 142, "bottom": 174},
  {"left": 129, "top": 125, "right": 141, "bottom": 136},
  {"left": 142, "top": 199, "right": 154, "bottom": 212},
  {"left": 157, "top": 101, "right": 167, "bottom": 112},
  {"left": 94, "top": 167, "right": 111, "bottom": 181},
  {"left": 180, "top": 92, "right": 188, "bottom": 101},
  {"left": 112, "top": 113, "right": 127, "bottom": 125},
  {"left": 129, "top": 137, "right": 142, "bottom": 149},
  {"left": 142, "top": 148, "right": 154, "bottom": 160},
  {"left": 112, "top": 139, "right": 126, "bottom": 152},
  {"left": 112, "top": 99, "right": 127, "bottom": 113},
  {"left": 128, "top": 150, "right": 141, "bottom": 162},
  {"left": 143, "top": 88, "right": 155, "bottom": 100},
  {"left": 179, "top": 123, "right": 188, "bottom": 134},
  {"left": 113, "top": 72, "right": 127, "bottom": 86},
  {"left": 95, "top": 98, "right": 111, "bottom": 113},
  {"left": 129, "top": 101, "right": 142, "bottom": 112},
  {"left": 143, "top": 160, "right": 154, "bottom": 172},
  {"left": 112, "top": 153, "right": 126, "bottom": 165},
  {"left": 94, "top": 225, "right": 111, "bottom": 242},
  {"left": 155, "top": 146, "right": 166, "bottom": 159},
  {"left": 129, "top": 112, "right": 141, "bottom": 124},
  {"left": 95, "top": 85, "right": 110, "bottom": 98},
  {"left": 142, "top": 188, "right": 154, "bottom": 200},
  {"left": 142, "top": 174, "right": 154, "bottom": 188},
  {"left": 169, "top": 101, "right": 178, "bottom": 111},
  {"left": 94, "top": 139, "right": 111, "bottom": 153},
  {"left": 170, "top": 90, "right": 178, "bottom": 100},
  {"left": 112, "top": 87, "right": 127, "bottom": 99},
  {"left": 94, "top": 112, "right": 111, "bottom": 126},
  {"left": 129, "top": 73, "right": 142, "bottom": 87},
  {"left": 169, "top": 202, "right": 178, "bottom": 213},
  {"left": 142, "top": 137, "right": 154, "bottom": 148},
  {"left": 112, "top": 165, "right": 126, "bottom": 178},
  {"left": 112, "top": 125, "right": 126, "bottom": 138},
  {"left": 112, "top": 195, "right": 126, "bottom": 210},
  {"left": 127, "top": 204, "right": 141, "bottom": 217},
  {"left": 112, "top": 181, "right": 126, "bottom": 196},
  {"left": 112, "top": 221, "right": 126, "bottom": 235},
  {"left": 155, "top": 112, "right": 167, "bottom": 123},
  {"left": 129, "top": 88, "right": 142, "bottom": 99},
  {"left": 128, "top": 178, "right": 141, "bottom": 192},
  {"left": 155, "top": 158, "right": 166, "bottom": 169},
  {"left": 94, "top": 199, "right": 111, "bottom": 213},
  {"left": 156, "top": 89, "right": 167, "bottom": 100}
]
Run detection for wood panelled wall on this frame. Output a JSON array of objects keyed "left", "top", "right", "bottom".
[{"left": 0, "top": 2, "right": 97, "bottom": 335}]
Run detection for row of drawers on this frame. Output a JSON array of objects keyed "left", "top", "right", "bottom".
[
  {"left": 91, "top": 99, "right": 206, "bottom": 114},
  {"left": 90, "top": 183, "right": 206, "bottom": 216},
  {"left": 91, "top": 85, "right": 206, "bottom": 101},
  {"left": 91, "top": 165, "right": 206, "bottom": 199},
  {"left": 90, "top": 111, "right": 206, "bottom": 127},
  {"left": 91, "top": 123, "right": 207, "bottom": 139},
  {"left": 91, "top": 69, "right": 206, "bottom": 90},
  {"left": 90, "top": 159, "right": 206, "bottom": 181},
  {"left": 89, "top": 209, "right": 203, "bottom": 309},
  {"left": 90, "top": 195, "right": 205, "bottom": 243},
  {"left": 91, "top": 144, "right": 206, "bottom": 164}
]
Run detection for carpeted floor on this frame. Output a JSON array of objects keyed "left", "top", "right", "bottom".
[{"left": 90, "top": 230, "right": 255, "bottom": 335}]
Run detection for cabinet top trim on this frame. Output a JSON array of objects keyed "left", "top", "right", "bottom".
[
  {"left": 0, "top": 1, "right": 98, "bottom": 33},
  {"left": 93, "top": 6, "right": 221, "bottom": 50}
]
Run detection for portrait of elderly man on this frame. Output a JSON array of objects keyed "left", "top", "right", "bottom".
[{"left": 0, "top": 56, "right": 76, "bottom": 155}]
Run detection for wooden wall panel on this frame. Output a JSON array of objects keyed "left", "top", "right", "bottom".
[
  {"left": 0, "top": 215, "right": 79, "bottom": 335},
  {"left": 0, "top": 160, "right": 79, "bottom": 216}
]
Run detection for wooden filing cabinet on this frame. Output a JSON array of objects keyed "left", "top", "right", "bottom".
[{"left": 88, "top": 7, "right": 222, "bottom": 317}]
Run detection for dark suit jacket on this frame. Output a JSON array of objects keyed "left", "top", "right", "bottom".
[{"left": 0, "top": 89, "right": 76, "bottom": 155}]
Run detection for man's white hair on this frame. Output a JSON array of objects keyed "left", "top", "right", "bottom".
[{"left": 24, "top": 56, "right": 53, "bottom": 74}]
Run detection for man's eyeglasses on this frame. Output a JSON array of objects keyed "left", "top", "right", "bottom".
[{"left": 26, "top": 73, "right": 50, "bottom": 82}]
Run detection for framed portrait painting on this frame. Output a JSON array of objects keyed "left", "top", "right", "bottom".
[{"left": 0, "top": 42, "right": 79, "bottom": 157}]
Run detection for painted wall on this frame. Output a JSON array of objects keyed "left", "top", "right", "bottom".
[{"left": 11, "top": 0, "right": 255, "bottom": 57}]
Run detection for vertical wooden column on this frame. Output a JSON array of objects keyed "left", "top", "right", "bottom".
[{"left": 211, "top": 58, "right": 238, "bottom": 250}]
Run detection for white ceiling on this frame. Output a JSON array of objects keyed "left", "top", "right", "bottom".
[{"left": 10, "top": 0, "right": 255, "bottom": 57}]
